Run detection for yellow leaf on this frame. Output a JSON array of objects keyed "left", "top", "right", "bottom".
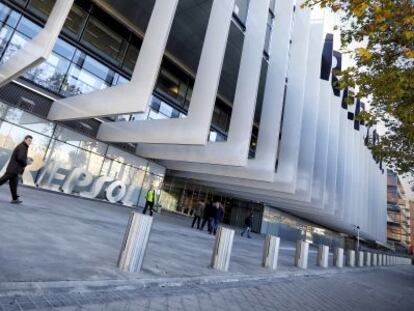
[
  {"left": 403, "top": 31, "right": 414, "bottom": 40},
  {"left": 356, "top": 48, "right": 372, "bottom": 60},
  {"left": 405, "top": 50, "right": 414, "bottom": 59},
  {"left": 353, "top": 3, "right": 369, "bottom": 17}
]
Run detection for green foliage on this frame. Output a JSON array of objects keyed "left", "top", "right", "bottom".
[{"left": 303, "top": 0, "right": 414, "bottom": 175}]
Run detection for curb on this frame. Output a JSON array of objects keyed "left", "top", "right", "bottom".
[{"left": 0, "top": 266, "right": 395, "bottom": 298}]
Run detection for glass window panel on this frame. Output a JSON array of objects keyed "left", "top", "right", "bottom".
[
  {"left": 0, "top": 3, "right": 21, "bottom": 28},
  {"left": 264, "top": 13, "right": 274, "bottom": 55},
  {"left": 0, "top": 102, "right": 9, "bottom": 118},
  {"left": 209, "top": 131, "right": 217, "bottom": 142},
  {"left": 184, "top": 86, "right": 192, "bottom": 109},
  {"left": 0, "top": 30, "right": 28, "bottom": 64},
  {"left": 79, "top": 139, "right": 107, "bottom": 156},
  {"left": 156, "top": 68, "right": 187, "bottom": 105},
  {"left": 0, "top": 121, "right": 50, "bottom": 184},
  {"left": 36, "top": 139, "right": 79, "bottom": 191},
  {"left": 82, "top": 56, "right": 113, "bottom": 82},
  {"left": 60, "top": 63, "right": 110, "bottom": 97},
  {"left": 121, "top": 167, "right": 146, "bottom": 207},
  {"left": 105, "top": 145, "right": 148, "bottom": 170},
  {"left": 72, "top": 49, "right": 85, "bottom": 66},
  {"left": 27, "top": 0, "right": 55, "bottom": 19},
  {"left": 9, "top": 0, "right": 28, "bottom": 7},
  {"left": 63, "top": 5, "right": 88, "bottom": 38},
  {"left": 24, "top": 52, "right": 70, "bottom": 93},
  {"left": 137, "top": 172, "right": 163, "bottom": 207},
  {"left": 28, "top": 0, "right": 88, "bottom": 39},
  {"left": 148, "top": 109, "right": 168, "bottom": 120},
  {"left": 233, "top": 0, "right": 250, "bottom": 26},
  {"left": 0, "top": 25, "right": 14, "bottom": 58},
  {"left": 112, "top": 73, "right": 129, "bottom": 86},
  {"left": 81, "top": 17, "right": 127, "bottom": 63},
  {"left": 16, "top": 17, "right": 41, "bottom": 38},
  {"left": 159, "top": 101, "right": 173, "bottom": 117},
  {"left": 147, "top": 162, "right": 165, "bottom": 177},
  {"left": 53, "top": 38, "right": 76, "bottom": 60},
  {"left": 122, "top": 44, "right": 139, "bottom": 73},
  {"left": 4, "top": 108, "right": 55, "bottom": 136},
  {"left": 52, "top": 125, "right": 83, "bottom": 147}
]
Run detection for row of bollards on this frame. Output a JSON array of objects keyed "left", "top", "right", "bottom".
[{"left": 116, "top": 214, "right": 412, "bottom": 273}]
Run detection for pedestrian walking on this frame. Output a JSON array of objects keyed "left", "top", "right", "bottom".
[
  {"left": 241, "top": 212, "right": 253, "bottom": 238},
  {"left": 200, "top": 200, "right": 213, "bottom": 231},
  {"left": 210, "top": 202, "right": 224, "bottom": 235},
  {"left": 142, "top": 185, "right": 157, "bottom": 216},
  {"left": 0, "top": 135, "right": 32, "bottom": 204},
  {"left": 192, "top": 200, "right": 204, "bottom": 229}
]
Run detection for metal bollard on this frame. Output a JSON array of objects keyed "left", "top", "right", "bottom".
[
  {"left": 118, "top": 212, "right": 153, "bottom": 272},
  {"left": 365, "top": 252, "right": 371, "bottom": 267},
  {"left": 347, "top": 250, "right": 355, "bottom": 267},
  {"left": 262, "top": 235, "right": 280, "bottom": 270},
  {"left": 357, "top": 251, "right": 364, "bottom": 267},
  {"left": 295, "top": 240, "right": 309, "bottom": 269},
  {"left": 211, "top": 226, "right": 234, "bottom": 271},
  {"left": 333, "top": 248, "right": 344, "bottom": 268},
  {"left": 317, "top": 245, "right": 329, "bottom": 268}
]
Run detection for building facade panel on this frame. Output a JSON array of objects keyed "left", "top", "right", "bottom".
[{"left": 0, "top": 0, "right": 388, "bottom": 244}]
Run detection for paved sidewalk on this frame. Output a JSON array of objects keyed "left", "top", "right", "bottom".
[
  {"left": 1, "top": 186, "right": 323, "bottom": 285},
  {"left": 0, "top": 266, "right": 413, "bottom": 310},
  {"left": 1, "top": 187, "right": 413, "bottom": 311}
]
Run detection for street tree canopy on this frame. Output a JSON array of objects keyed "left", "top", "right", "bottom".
[{"left": 303, "top": 0, "right": 414, "bottom": 175}]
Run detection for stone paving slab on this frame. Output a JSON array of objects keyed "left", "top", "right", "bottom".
[
  {"left": 1, "top": 187, "right": 323, "bottom": 285},
  {"left": 0, "top": 266, "right": 413, "bottom": 311}
]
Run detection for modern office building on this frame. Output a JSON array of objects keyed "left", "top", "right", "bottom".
[
  {"left": 387, "top": 171, "right": 412, "bottom": 252},
  {"left": 0, "top": 0, "right": 387, "bottom": 247}
]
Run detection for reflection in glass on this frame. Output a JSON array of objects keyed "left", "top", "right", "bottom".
[
  {"left": 1, "top": 30, "right": 28, "bottom": 64},
  {"left": 0, "top": 3, "right": 21, "bottom": 28},
  {"left": 16, "top": 16, "right": 41, "bottom": 38},
  {"left": 4, "top": 108, "right": 55, "bottom": 136},
  {"left": 63, "top": 5, "right": 88, "bottom": 38},
  {"left": 122, "top": 44, "right": 139, "bottom": 73},
  {"left": 0, "top": 25, "right": 14, "bottom": 58},
  {"left": 25, "top": 52, "right": 71, "bottom": 93},
  {"left": 53, "top": 38, "right": 76, "bottom": 60},
  {"left": 60, "top": 63, "right": 110, "bottom": 96},
  {"left": 81, "top": 17, "right": 127, "bottom": 63}
]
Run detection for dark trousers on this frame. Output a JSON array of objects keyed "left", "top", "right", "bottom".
[
  {"left": 241, "top": 226, "right": 252, "bottom": 238},
  {"left": 143, "top": 201, "right": 155, "bottom": 216},
  {"left": 0, "top": 173, "right": 19, "bottom": 200},
  {"left": 192, "top": 215, "right": 201, "bottom": 229},
  {"left": 200, "top": 217, "right": 209, "bottom": 230},
  {"left": 209, "top": 218, "right": 219, "bottom": 235}
]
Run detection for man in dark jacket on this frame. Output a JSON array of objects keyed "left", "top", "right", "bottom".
[
  {"left": 200, "top": 200, "right": 213, "bottom": 231},
  {"left": 0, "top": 135, "right": 32, "bottom": 204}
]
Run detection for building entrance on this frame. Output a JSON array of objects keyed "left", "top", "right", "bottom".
[{"left": 160, "top": 175, "right": 264, "bottom": 232}]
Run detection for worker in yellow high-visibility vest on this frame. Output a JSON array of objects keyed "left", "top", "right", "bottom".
[{"left": 143, "top": 185, "right": 156, "bottom": 216}]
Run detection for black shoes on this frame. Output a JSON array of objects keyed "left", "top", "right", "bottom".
[{"left": 11, "top": 199, "right": 22, "bottom": 204}]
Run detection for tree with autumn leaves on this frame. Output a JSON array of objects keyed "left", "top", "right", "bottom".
[{"left": 303, "top": 0, "right": 414, "bottom": 176}]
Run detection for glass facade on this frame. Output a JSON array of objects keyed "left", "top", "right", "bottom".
[
  {"left": 1, "top": 0, "right": 235, "bottom": 140},
  {"left": 160, "top": 175, "right": 263, "bottom": 232},
  {"left": 0, "top": 101, "right": 165, "bottom": 207},
  {"left": 262, "top": 206, "right": 345, "bottom": 248}
]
